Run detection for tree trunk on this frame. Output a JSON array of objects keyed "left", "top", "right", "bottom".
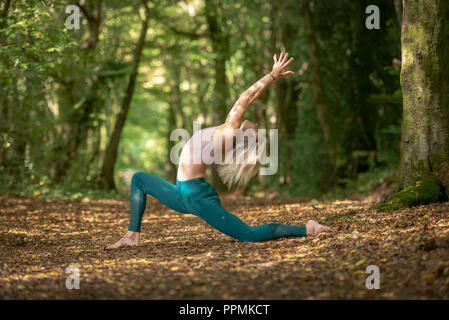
[
  {"left": 205, "top": 0, "right": 229, "bottom": 191},
  {"left": 166, "top": 50, "right": 183, "bottom": 183},
  {"left": 376, "top": 0, "right": 449, "bottom": 211},
  {"left": 394, "top": 0, "right": 403, "bottom": 27},
  {"left": 301, "top": 0, "right": 342, "bottom": 178},
  {"left": 98, "top": 0, "right": 150, "bottom": 190},
  {"left": 166, "top": 101, "right": 178, "bottom": 183},
  {"left": 0, "top": 0, "right": 11, "bottom": 170},
  {"left": 343, "top": 0, "right": 377, "bottom": 177},
  {"left": 56, "top": 78, "right": 106, "bottom": 182},
  {"left": 274, "top": 8, "right": 301, "bottom": 184},
  {"left": 78, "top": 0, "right": 103, "bottom": 50},
  {"left": 53, "top": 0, "right": 103, "bottom": 182}
]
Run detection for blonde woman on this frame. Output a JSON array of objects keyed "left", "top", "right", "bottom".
[{"left": 108, "top": 52, "right": 331, "bottom": 249}]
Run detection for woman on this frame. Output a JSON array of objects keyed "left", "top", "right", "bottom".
[{"left": 108, "top": 52, "right": 331, "bottom": 249}]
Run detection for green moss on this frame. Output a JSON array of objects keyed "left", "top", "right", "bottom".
[{"left": 374, "top": 173, "right": 442, "bottom": 212}]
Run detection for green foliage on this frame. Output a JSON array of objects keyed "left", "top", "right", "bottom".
[
  {"left": 1, "top": 0, "right": 404, "bottom": 200},
  {"left": 115, "top": 93, "right": 168, "bottom": 182},
  {"left": 0, "top": 175, "right": 126, "bottom": 200}
]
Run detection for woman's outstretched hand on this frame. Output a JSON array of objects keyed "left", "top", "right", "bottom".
[{"left": 271, "top": 51, "right": 294, "bottom": 80}]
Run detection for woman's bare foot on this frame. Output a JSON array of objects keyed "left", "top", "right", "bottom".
[
  {"left": 306, "top": 220, "right": 331, "bottom": 236},
  {"left": 106, "top": 231, "right": 140, "bottom": 249}
]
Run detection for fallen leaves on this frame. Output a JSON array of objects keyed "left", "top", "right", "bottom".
[{"left": 0, "top": 196, "right": 448, "bottom": 299}]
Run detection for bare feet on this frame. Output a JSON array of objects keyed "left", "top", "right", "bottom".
[
  {"left": 106, "top": 231, "right": 140, "bottom": 249},
  {"left": 306, "top": 220, "right": 331, "bottom": 236}
]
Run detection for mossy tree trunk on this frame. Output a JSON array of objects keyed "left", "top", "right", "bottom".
[{"left": 377, "top": 0, "right": 449, "bottom": 211}]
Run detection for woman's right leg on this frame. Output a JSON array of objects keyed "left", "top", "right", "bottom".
[
  {"left": 184, "top": 184, "right": 330, "bottom": 241},
  {"left": 194, "top": 202, "right": 308, "bottom": 242},
  {"left": 194, "top": 202, "right": 330, "bottom": 241}
]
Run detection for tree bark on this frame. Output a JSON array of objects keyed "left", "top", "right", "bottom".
[
  {"left": 343, "top": 0, "right": 377, "bottom": 177},
  {"left": 78, "top": 0, "right": 103, "bottom": 50},
  {"left": 99, "top": 0, "right": 150, "bottom": 190},
  {"left": 54, "top": 0, "right": 103, "bottom": 182},
  {"left": 394, "top": 0, "right": 403, "bottom": 27},
  {"left": 301, "top": 0, "right": 342, "bottom": 177},
  {"left": 166, "top": 48, "right": 184, "bottom": 183},
  {"left": 376, "top": 0, "right": 449, "bottom": 210},
  {"left": 205, "top": 0, "right": 229, "bottom": 191},
  {"left": 0, "top": 0, "right": 11, "bottom": 169},
  {"left": 275, "top": 8, "right": 301, "bottom": 184}
]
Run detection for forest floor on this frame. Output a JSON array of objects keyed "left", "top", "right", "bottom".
[{"left": 1, "top": 192, "right": 449, "bottom": 299}]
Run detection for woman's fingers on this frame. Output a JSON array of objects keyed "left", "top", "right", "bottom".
[
  {"left": 283, "top": 57, "right": 294, "bottom": 69},
  {"left": 281, "top": 70, "right": 294, "bottom": 77},
  {"left": 274, "top": 52, "right": 294, "bottom": 75}
]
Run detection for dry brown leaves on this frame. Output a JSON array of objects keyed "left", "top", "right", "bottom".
[{"left": 1, "top": 195, "right": 448, "bottom": 299}]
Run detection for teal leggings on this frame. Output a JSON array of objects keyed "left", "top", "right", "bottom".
[{"left": 128, "top": 172, "right": 307, "bottom": 242}]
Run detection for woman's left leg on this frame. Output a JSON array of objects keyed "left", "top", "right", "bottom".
[
  {"left": 107, "top": 172, "right": 188, "bottom": 249},
  {"left": 128, "top": 172, "right": 188, "bottom": 232}
]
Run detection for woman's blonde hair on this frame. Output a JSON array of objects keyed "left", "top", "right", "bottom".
[{"left": 217, "top": 129, "right": 266, "bottom": 190}]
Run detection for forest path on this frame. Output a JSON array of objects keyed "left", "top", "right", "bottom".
[{"left": 1, "top": 196, "right": 448, "bottom": 299}]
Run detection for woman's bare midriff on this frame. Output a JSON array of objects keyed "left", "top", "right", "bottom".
[
  {"left": 177, "top": 162, "right": 208, "bottom": 181},
  {"left": 176, "top": 126, "right": 219, "bottom": 181}
]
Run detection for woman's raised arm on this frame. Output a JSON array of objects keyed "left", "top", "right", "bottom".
[{"left": 225, "top": 51, "right": 295, "bottom": 128}]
